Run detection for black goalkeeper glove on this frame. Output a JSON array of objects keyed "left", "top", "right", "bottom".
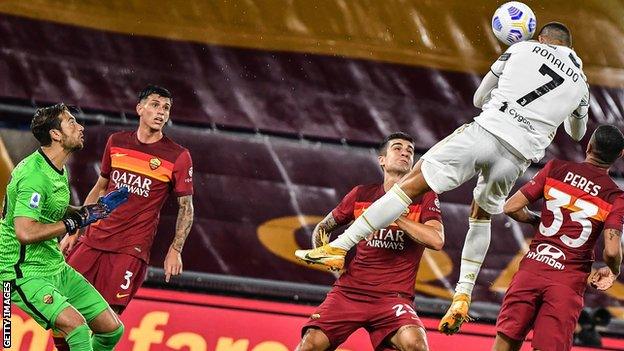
[{"left": 63, "top": 187, "right": 129, "bottom": 234}]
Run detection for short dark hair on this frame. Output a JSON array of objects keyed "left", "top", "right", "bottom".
[
  {"left": 538, "top": 22, "right": 572, "bottom": 47},
  {"left": 30, "top": 103, "right": 68, "bottom": 146},
  {"left": 590, "top": 125, "right": 624, "bottom": 164},
  {"left": 138, "top": 85, "right": 173, "bottom": 103},
  {"left": 378, "top": 132, "right": 414, "bottom": 155}
]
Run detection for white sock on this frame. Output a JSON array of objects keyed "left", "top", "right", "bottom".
[
  {"left": 455, "top": 218, "right": 491, "bottom": 297},
  {"left": 331, "top": 184, "right": 411, "bottom": 250}
]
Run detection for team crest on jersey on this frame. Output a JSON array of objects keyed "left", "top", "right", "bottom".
[
  {"left": 149, "top": 157, "right": 162, "bottom": 170},
  {"left": 29, "top": 192, "right": 40, "bottom": 209},
  {"left": 43, "top": 294, "right": 53, "bottom": 304}
]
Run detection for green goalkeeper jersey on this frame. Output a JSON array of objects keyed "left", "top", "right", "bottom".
[{"left": 0, "top": 149, "right": 70, "bottom": 281}]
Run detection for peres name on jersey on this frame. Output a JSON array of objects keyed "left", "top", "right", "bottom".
[{"left": 562, "top": 171, "right": 600, "bottom": 196}]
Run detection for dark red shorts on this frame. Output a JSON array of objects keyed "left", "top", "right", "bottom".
[
  {"left": 302, "top": 288, "right": 425, "bottom": 351},
  {"left": 66, "top": 241, "right": 147, "bottom": 314},
  {"left": 497, "top": 269, "right": 583, "bottom": 351}
]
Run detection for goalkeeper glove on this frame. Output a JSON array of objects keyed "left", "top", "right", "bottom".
[
  {"left": 63, "top": 187, "right": 129, "bottom": 234},
  {"left": 99, "top": 186, "right": 130, "bottom": 212}
]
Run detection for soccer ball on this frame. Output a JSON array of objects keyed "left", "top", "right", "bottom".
[{"left": 491, "top": 1, "right": 537, "bottom": 46}]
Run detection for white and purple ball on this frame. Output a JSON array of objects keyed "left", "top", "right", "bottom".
[{"left": 492, "top": 1, "right": 537, "bottom": 46}]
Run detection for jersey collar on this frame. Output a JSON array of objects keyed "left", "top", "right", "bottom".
[{"left": 38, "top": 148, "right": 64, "bottom": 175}]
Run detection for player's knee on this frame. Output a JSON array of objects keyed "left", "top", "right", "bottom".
[
  {"left": 470, "top": 201, "right": 492, "bottom": 220},
  {"left": 296, "top": 339, "right": 323, "bottom": 351},
  {"left": 92, "top": 322, "right": 124, "bottom": 350},
  {"left": 394, "top": 327, "right": 428, "bottom": 351},
  {"left": 399, "top": 339, "right": 428, "bottom": 351},
  {"left": 296, "top": 329, "right": 329, "bottom": 351},
  {"left": 55, "top": 313, "right": 88, "bottom": 335}
]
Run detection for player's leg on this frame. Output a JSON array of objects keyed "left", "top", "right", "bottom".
[
  {"left": 440, "top": 131, "right": 530, "bottom": 334},
  {"left": 439, "top": 200, "right": 492, "bottom": 334},
  {"left": 492, "top": 332, "right": 522, "bottom": 351},
  {"left": 11, "top": 277, "right": 93, "bottom": 350},
  {"left": 331, "top": 124, "right": 479, "bottom": 250},
  {"left": 388, "top": 325, "right": 428, "bottom": 351},
  {"left": 490, "top": 270, "right": 541, "bottom": 350},
  {"left": 531, "top": 283, "right": 583, "bottom": 351},
  {"left": 61, "top": 265, "right": 124, "bottom": 350},
  {"left": 458, "top": 201, "right": 492, "bottom": 295},
  {"left": 89, "top": 307, "right": 124, "bottom": 351},
  {"left": 92, "top": 251, "right": 148, "bottom": 315},
  {"left": 296, "top": 328, "right": 331, "bottom": 351},
  {"left": 368, "top": 295, "right": 427, "bottom": 351},
  {"left": 299, "top": 289, "right": 366, "bottom": 350},
  {"left": 296, "top": 123, "right": 479, "bottom": 270},
  {"left": 55, "top": 241, "right": 103, "bottom": 350}
]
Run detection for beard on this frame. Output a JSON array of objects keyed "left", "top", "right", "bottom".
[{"left": 61, "top": 134, "right": 84, "bottom": 152}]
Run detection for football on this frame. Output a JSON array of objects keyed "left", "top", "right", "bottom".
[{"left": 491, "top": 1, "right": 537, "bottom": 46}]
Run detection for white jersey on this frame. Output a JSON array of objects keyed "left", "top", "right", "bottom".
[{"left": 474, "top": 41, "right": 589, "bottom": 162}]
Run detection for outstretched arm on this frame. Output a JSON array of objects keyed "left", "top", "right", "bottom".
[
  {"left": 311, "top": 213, "right": 340, "bottom": 248},
  {"left": 61, "top": 176, "right": 111, "bottom": 255},
  {"left": 503, "top": 191, "right": 541, "bottom": 225},
  {"left": 17, "top": 187, "right": 128, "bottom": 245},
  {"left": 84, "top": 176, "right": 110, "bottom": 205},
  {"left": 164, "top": 195, "right": 194, "bottom": 282},
  {"left": 14, "top": 217, "right": 68, "bottom": 244}
]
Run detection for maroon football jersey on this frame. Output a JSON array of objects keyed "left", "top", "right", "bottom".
[
  {"left": 519, "top": 159, "right": 624, "bottom": 292},
  {"left": 332, "top": 184, "right": 443, "bottom": 298},
  {"left": 81, "top": 131, "right": 193, "bottom": 262}
]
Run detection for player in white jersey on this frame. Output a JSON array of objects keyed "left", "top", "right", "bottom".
[{"left": 295, "top": 22, "right": 589, "bottom": 334}]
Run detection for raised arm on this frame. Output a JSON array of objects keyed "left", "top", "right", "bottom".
[
  {"left": 18, "top": 187, "right": 128, "bottom": 245},
  {"left": 84, "top": 176, "right": 110, "bottom": 205},
  {"left": 14, "top": 217, "right": 68, "bottom": 244},
  {"left": 564, "top": 87, "right": 589, "bottom": 142},
  {"left": 395, "top": 217, "right": 444, "bottom": 250},
  {"left": 473, "top": 71, "right": 499, "bottom": 108},
  {"left": 60, "top": 175, "right": 110, "bottom": 255},
  {"left": 311, "top": 213, "right": 340, "bottom": 248}
]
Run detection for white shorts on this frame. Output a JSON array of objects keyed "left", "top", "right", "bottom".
[{"left": 420, "top": 122, "right": 530, "bottom": 214}]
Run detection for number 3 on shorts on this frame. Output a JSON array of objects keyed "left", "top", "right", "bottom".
[
  {"left": 120, "top": 270, "right": 133, "bottom": 290},
  {"left": 392, "top": 304, "right": 418, "bottom": 318}
]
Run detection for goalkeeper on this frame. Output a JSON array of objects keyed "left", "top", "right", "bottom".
[{"left": 0, "top": 103, "right": 129, "bottom": 351}]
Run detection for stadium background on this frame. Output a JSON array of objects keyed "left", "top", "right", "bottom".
[{"left": 0, "top": 0, "right": 623, "bottom": 350}]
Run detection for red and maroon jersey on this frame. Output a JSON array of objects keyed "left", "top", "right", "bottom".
[
  {"left": 519, "top": 159, "right": 624, "bottom": 292},
  {"left": 81, "top": 131, "right": 193, "bottom": 262},
  {"left": 332, "top": 184, "right": 443, "bottom": 299}
]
